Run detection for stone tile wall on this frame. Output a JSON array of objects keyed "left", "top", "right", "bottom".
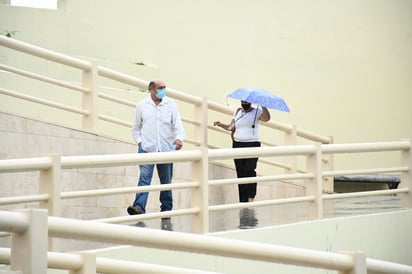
[{"left": 0, "top": 111, "right": 305, "bottom": 232}]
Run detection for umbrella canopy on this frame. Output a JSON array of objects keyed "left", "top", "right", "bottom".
[{"left": 227, "top": 88, "right": 290, "bottom": 112}]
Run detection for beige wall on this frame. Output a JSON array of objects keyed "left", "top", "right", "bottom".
[{"left": 1, "top": 0, "right": 412, "bottom": 169}]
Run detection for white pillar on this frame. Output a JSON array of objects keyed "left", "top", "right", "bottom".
[
  {"left": 339, "top": 251, "right": 366, "bottom": 274},
  {"left": 82, "top": 61, "right": 98, "bottom": 131},
  {"left": 194, "top": 97, "right": 208, "bottom": 147},
  {"left": 322, "top": 136, "right": 334, "bottom": 193},
  {"left": 190, "top": 147, "right": 209, "bottom": 234},
  {"left": 69, "top": 252, "right": 96, "bottom": 274},
  {"left": 305, "top": 143, "right": 323, "bottom": 219},
  {"left": 40, "top": 154, "right": 61, "bottom": 251},
  {"left": 400, "top": 139, "right": 412, "bottom": 208},
  {"left": 284, "top": 124, "right": 298, "bottom": 174},
  {"left": 11, "top": 209, "right": 48, "bottom": 274}
]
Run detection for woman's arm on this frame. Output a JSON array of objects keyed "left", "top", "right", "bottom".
[
  {"left": 259, "top": 106, "right": 271, "bottom": 122},
  {"left": 213, "top": 119, "right": 235, "bottom": 131}
]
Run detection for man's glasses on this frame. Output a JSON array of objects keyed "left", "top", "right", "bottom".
[{"left": 156, "top": 86, "right": 166, "bottom": 90}]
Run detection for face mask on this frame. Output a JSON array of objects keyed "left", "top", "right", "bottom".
[
  {"left": 241, "top": 103, "right": 251, "bottom": 110},
  {"left": 156, "top": 88, "right": 166, "bottom": 99}
]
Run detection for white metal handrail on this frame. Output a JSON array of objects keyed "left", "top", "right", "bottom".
[
  {"left": 0, "top": 141, "right": 410, "bottom": 224},
  {"left": 321, "top": 141, "right": 411, "bottom": 154},
  {"left": 46, "top": 215, "right": 354, "bottom": 271},
  {"left": 0, "top": 36, "right": 91, "bottom": 70},
  {"left": 323, "top": 188, "right": 409, "bottom": 200},
  {"left": 1, "top": 36, "right": 411, "bottom": 274},
  {"left": 209, "top": 196, "right": 316, "bottom": 212},
  {"left": 323, "top": 166, "right": 409, "bottom": 177},
  {"left": 0, "top": 35, "right": 335, "bottom": 179},
  {"left": 0, "top": 87, "right": 89, "bottom": 115},
  {"left": 209, "top": 173, "right": 313, "bottom": 186},
  {"left": 0, "top": 156, "right": 53, "bottom": 172},
  {"left": 95, "top": 207, "right": 200, "bottom": 224},
  {"left": 2, "top": 210, "right": 412, "bottom": 274},
  {"left": 0, "top": 141, "right": 410, "bottom": 272},
  {"left": 0, "top": 246, "right": 222, "bottom": 274},
  {"left": 61, "top": 182, "right": 199, "bottom": 200},
  {"left": 0, "top": 64, "right": 88, "bottom": 93},
  {"left": 0, "top": 36, "right": 332, "bottom": 149},
  {"left": 0, "top": 194, "right": 49, "bottom": 206}
]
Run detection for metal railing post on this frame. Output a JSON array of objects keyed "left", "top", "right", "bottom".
[
  {"left": 82, "top": 61, "right": 98, "bottom": 131},
  {"left": 39, "top": 154, "right": 61, "bottom": 251},
  {"left": 190, "top": 147, "right": 209, "bottom": 233},
  {"left": 11, "top": 209, "right": 48, "bottom": 274},
  {"left": 400, "top": 139, "right": 412, "bottom": 208},
  {"left": 194, "top": 97, "right": 208, "bottom": 147},
  {"left": 322, "top": 136, "right": 334, "bottom": 193},
  {"left": 284, "top": 124, "right": 298, "bottom": 174},
  {"left": 305, "top": 143, "right": 323, "bottom": 219},
  {"left": 338, "top": 251, "right": 366, "bottom": 274},
  {"left": 69, "top": 252, "right": 96, "bottom": 274}
]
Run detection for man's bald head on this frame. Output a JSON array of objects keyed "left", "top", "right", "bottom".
[{"left": 148, "top": 79, "right": 165, "bottom": 91}]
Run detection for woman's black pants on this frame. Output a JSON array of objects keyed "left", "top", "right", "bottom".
[{"left": 232, "top": 141, "right": 261, "bottom": 202}]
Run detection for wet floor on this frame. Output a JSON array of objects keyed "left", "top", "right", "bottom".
[
  {"left": 333, "top": 194, "right": 401, "bottom": 216},
  {"left": 57, "top": 194, "right": 402, "bottom": 251},
  {"left": 127, "top": 194, "right": 402, "bottom": 233}
]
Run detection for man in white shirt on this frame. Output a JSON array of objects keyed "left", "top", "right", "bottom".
[{"left": 128, "top": 79, "right": 185, "bottom": 219}]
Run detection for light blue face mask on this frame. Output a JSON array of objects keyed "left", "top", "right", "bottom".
[{"left": 156, "top": 88, "right": 167, "bottom": 99}]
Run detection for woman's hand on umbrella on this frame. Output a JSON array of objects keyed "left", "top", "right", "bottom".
[{"left": 260, "top": 106, "right": 271, "bottom": 122}]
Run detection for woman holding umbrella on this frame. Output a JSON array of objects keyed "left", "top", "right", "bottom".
[{"left": 214, "top": 100, "right": 271, "bottom": 203}]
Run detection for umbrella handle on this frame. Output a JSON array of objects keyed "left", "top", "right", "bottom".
[{"left": 252, "top": 105, "right": 259, "bottom": 128}]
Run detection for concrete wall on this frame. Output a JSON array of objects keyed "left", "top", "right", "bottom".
[
  {"left": 92, "top": 209, "right": 412, "bottom": 274},
  {"left": 1, "top": 0, "right": 412, "bottom": 171}
]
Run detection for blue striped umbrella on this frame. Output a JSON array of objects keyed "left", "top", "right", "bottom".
[{"left": 227, "top": 88, "right": 290, "bottom": 112}]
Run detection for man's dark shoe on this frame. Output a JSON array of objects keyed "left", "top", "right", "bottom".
[
  {"left": 127, "top": 206, "right": 143, "bottom": 215},
  {"left": 135, "top": 221, "right": 146, "bottom": 227},
  {"left": 161, "top": 217, "right": 173, "bottom": 231}
]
